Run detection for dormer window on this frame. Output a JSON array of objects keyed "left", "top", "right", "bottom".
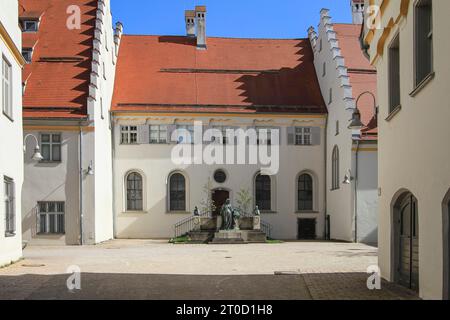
[
  {"left": 22, "top": 20, "right": 38, "bottom": 32},
  {"left": 22, "top": 48, "right": 33, "bottom": 63}
]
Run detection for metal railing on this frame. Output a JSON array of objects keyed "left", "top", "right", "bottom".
[
  {"left": 174, "top": 215, "right": 197, "bottom": 238},
  {"left": 261, "top": 220, "right": 272, "bottom": 239}
]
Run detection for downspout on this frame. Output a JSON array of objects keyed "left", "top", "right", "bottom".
[
  {"left": 110, "top": 112, "right": 117, "bottom": 238},
  {"left": 354, "top": 140, "right": 360, "bottom": 243},
  {"left": 324, "top": 123, "right": 328, "bottom": 240},
  {"left": 79, "top": 129, "right": 84, "bottom": 245}
]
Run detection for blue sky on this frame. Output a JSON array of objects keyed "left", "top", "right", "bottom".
[{"left": 111, "top": 0, "right": 352, "bottom": 38}]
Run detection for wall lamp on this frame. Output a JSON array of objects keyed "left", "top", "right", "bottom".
[
  {"left": 343, "top": 169, "right": 354, "bottom": 185},
  {"left": 23, "top": 134, "right": 44, "bottom": 161},
  {"left": 348, "top": 91, "right": 378, "bottom": 130}
]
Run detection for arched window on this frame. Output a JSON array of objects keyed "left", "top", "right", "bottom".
[
  {"left": 126, "top": 172, "right": 143, "bottom": 211},
  {"left": 255, "top": 174, "right": 271, "bottom": 211},
  {"left": 332, "top": 146, "right": 340, "bottom": 190},
  {"left": 169, "top": 173, "right": 186, "bottom": 211},
  {"left": 298, "top": 174, "right": 313, "bottom": 211}
]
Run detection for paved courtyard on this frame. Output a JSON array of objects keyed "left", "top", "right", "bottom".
[{"left": 0, "top": 240, "right": 418, "bottom": 300}]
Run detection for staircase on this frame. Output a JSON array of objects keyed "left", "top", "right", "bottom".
[{"left": 173, "top": 215, "right": 273, "bottom": 244}]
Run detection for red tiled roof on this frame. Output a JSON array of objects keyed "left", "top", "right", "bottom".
[
  {"left": 20, "top": 0, "right": 97, "bottom": 120},
  {"left": 112, "top": 36, "right": 326, "bottom": 114},
  {"left": 334, "top": 24, "right": 378, "bottom": 138}
]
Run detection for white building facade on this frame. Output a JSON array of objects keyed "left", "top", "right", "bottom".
[
  {"left": 309, "top": 7, "right": 378, "bottom": 244},
  {"left": 20, "top": 0, "right": 121, "bottom": 245},
  {"left": 0, "top": 0, "right": 26, "bottom": 266}
]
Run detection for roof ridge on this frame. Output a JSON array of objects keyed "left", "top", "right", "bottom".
[{"left": 122, "top": 34, "right": 307, "bottom": 41}]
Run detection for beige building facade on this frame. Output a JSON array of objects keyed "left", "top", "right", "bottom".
[{"left": 363, "top": 0, "right": 450, "bottom": 299}]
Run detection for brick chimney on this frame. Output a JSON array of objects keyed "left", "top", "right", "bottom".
[
  {"left": 195, "top": 6, "right": 207, "bottom": 49},
  {"left": 185, "top": 10, "right": 196, "bottom": 37}
]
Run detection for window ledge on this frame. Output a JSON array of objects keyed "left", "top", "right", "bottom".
[
  {"left": 166, "top": 211, "right": 191, "bottom": 215},
  {"left": 5, "top": 232, "right": 16, "bottom": 238},
  {"left": 385, "top": 105, "right": 402, "bottom": 122},
  {"left": 261, "top": 210, "right": 277, "bottom": 214},
  {"left": 410, "top": 72, "right": 435, "bottom": 97},
  {"left": 39, "top": 160, "right": 62, "bottom": 164},
  {"left": 122, "top": 211, "right": 147, "bottom": 215},
  {"left": 2, "top": 111, "right": 14, "bottom": 122},
  {"left": 296, "top": 211, "right": 319, "bottom": 214},
  {"left": 330, "top": 188, "right": 340, "bottom": 192}
]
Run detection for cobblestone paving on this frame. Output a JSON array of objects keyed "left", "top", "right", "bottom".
[{"left": 0, "top": 240, "right": 419, "bottom": 300}]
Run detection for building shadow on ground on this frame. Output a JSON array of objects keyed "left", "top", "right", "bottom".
[{"left": 0, "top": 272, "right": 419, "bottom": 300}]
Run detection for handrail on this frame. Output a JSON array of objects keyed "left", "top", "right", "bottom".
[{"left": 260, "top": 220, "right": 272, "bottom": 239}]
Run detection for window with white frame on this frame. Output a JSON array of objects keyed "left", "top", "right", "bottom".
[
  {"left": 126, "top": 172, "right": 143, "bottom": 211},
  {"left": 295, "top": 127, "right": 312, "bottom": 145},
  {"left": 332, "top": 146, "right": 340, "bottom": 190},
  {"left": 22, "top": 48, "right": 33, "bottom": 63},
  {"left": 210, "top": 126, "right": 232, "bottom": 144},
  {"left": 2, "top": 56, "right": 12, "bottom": 119},
  {"left": 37, "top": 202, "right": 65, "bottom": 234},
  {"left": 40, "top": 133, "right": 62, "bottom": 162},
  {"left": 175, "top": 125, "right": 194, "bottom": 144},
  {"left": 149, "top": 125, "right": 168, "bottom": 144},
  {"left": 415, "top": 0, "right": 433, "bottom": 87},
  {"left": 4, "top": 177, "right": 15, "bottom": 236},
  {"left": 121, "top": 126, "right": 138, "bottom": 144},
  {"left": 388, "top": 35, "right": 400, "bottom": 113},
  {"left": 22, "top": 20, "right": 38, "bottom": 32},
  {"left": 169, "top": 173, "right": 186, "bottom": 211}
]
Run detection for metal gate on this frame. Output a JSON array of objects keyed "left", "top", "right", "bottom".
[{"left": 398, "top": 194, "right": 419, "bottom": 291}]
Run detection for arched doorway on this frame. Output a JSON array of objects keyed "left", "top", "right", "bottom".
[
  {"left": 393, "top": 192, "right": 419, "bottom": 291},
  {"left": 212, "top": 189, "right": 230, "bottom": 217}
]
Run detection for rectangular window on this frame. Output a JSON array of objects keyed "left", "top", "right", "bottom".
[
  {"left": 22, "top": 49, "right": 33, "bottom": 63},
  {"left": 415, "top": 0, "right": 433, "bottom": 86},
  {"left": 336, "top": 120, "right": 339, "bottom": 135},
  {"left": 329, "top": 88, "right": 333, "bottom": 104},
  {"left": 295, "top": 127, "right": 312, "bottom": 146},
  {"left": 40, "top": 133, "right": 62, "bottom": 162},
  {"left": 149, "top": 125, "right": 168, "bottom": 144},
  {"left": 120, "top": 126, "right": 138, "bottom": 144},
  {"left": 2, "top": 56, "right": 12, "bottom": 119},
  {"left": 23, "top": 20, "right": 38, "bottom": 32},
  {"left": 388, "top": 35, "right": 400, "bottom": 113},
  {"left": 4, "top": 177, "right": 15, "bottom": 236},
  {"left": 176, "top": 125, "right": 194, "bottom": 144},
  {"left": 37, "top": 202, "right": 65, "bottom": 234},
  {"left": 322, "top": 62, "right": 326, "bottom": 77},
  {"left": 256, "top": 127, "right": 273, "bottom": 146}
]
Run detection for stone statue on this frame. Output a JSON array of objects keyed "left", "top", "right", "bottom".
[
  {"left": 233, "top": 208, "right": 241, "bottom": 231},
  {"left": 254, "top": 206, "right": 261, "bottom": 216},
  {"left": 220, "top": 199, "right": 234, "bottom": 230},
  {"left": 193, "top": 206, "right": 199, "bottom": 216}
]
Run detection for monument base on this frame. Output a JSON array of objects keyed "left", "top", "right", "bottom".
[{"left": 210, "top": 230, "right": 245, "bottom": 244}]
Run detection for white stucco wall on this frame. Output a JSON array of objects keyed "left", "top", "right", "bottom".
[
  {"left": 21, "top": 0, "right": 118, "bottom": 246},
  {"left": 0, "top": 0, "right": 24, "bottom": 266},
  {"left": 309, "top": 9, "right": 359, "bottom": 242},
  {"left": 365, "top": 0, "right": 450, "bottom": 299},
  {"left": 113, "top": 115, "right": 327, "bottom": 240}
]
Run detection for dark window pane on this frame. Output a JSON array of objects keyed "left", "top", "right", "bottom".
[{"left": 256, "top": 174, "right": 271, "bottom": 211}]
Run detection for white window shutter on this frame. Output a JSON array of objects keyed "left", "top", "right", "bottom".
[
  {"left": 287, "top": 127, "right": 295, "bottom": 145},
  {"left": 137, "top": 125, "right": 150, "bottom": 144},
  {"left": 167, "top": 125, "right": 178, "bottom": 144},
  {"left": 311, "top": 127, "right": 321, "bottom": 145}
]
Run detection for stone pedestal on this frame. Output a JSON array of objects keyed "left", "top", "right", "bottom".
[{"left": 211, "top": 230, "right": 245, "bottom": 244}]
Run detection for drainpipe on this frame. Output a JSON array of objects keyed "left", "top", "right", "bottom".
[
  {"left": 324, "top": 125, "right": 328, "bottom": 240},
  {"left": 354, "top": 140, "right": 360, "bottom": 243},
  {"left": 110, "top": 112, "right": 117, "bottom": 238},
  {"left": 79, "top": 129, "right": 84, "bottom": 245}
]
